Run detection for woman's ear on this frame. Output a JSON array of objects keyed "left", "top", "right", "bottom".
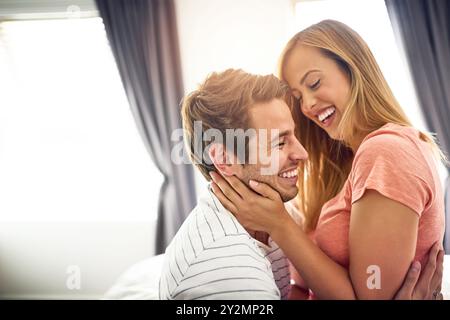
[{"left": 208, "top": 143, "right": 238, "bottom": 176}]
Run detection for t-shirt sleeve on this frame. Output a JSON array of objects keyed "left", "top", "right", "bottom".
[
  {"left": 351, "top": 132, "right": 432, "bottom": 217},
  {"left": 172, "top": 235, "right": 281, "bottom": 300}
]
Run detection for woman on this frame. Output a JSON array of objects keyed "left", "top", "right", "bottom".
[{"left": 209, "top": 20, "right": 446, "bottom": 299}]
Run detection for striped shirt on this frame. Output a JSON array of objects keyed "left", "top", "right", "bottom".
[{"left": 159, "top": 185, "right": 290, "bottom": 300}]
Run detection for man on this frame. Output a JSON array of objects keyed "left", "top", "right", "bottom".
[{"left": 159, "top": 69, "right": 443, "bottom": 300}]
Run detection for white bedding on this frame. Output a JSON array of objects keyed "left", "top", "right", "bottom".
[
  {"left": 103, "top": 254, "right": 450, "bottom": 300},
  {"left": 103, "top": 254, "right": 164, "bottom": 300}
]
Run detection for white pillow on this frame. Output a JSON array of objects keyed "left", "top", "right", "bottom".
[{"left": 103, "top": 254, "right": 164, "bottom": 300}]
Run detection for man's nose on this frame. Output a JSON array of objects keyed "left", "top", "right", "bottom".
[{"left": 290, "top": 138, "right": 308, "bottom": 161}]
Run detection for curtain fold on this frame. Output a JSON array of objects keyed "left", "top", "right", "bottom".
[
  {"left": 95, "top": 0, "right": 196, "bottom": 254},
  {"left": 385, "top": 0, "right": 449, "bottom": 251}
]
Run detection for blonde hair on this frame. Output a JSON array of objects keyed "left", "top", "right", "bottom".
[
  {"left": 278, "top": 20, "right": 446, "bottom": 231},
  {"left": 181, "top": 69, "right": 289, "bottom": 180}
]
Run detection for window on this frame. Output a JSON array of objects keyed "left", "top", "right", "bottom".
[{"left": 0, "top": 18, "right": 163, "bottom": 222}]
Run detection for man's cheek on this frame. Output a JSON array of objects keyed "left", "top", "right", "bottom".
[{"left": 260, "top": 150, "right": 281, "bottom": 176}]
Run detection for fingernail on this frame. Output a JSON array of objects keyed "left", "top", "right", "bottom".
[
  {"left": 209, "top": 171, "right": 216, "bottom": 181},
  {"left": 249, "top": 180, "right": 258, "bottom": 188},
  {"left": 412, "top": 261, "right": 421, "bottom": 272}
]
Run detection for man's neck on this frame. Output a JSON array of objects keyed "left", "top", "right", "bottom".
[
  {"left": 208, "top": 184, "right": 270, "bottom": 245},
  {"left": 247, "top": 229, "right": 269, "bottom": 246}
]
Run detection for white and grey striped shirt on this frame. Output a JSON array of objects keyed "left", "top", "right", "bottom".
[{"left": 159, "top": 185, "right": 290, "bottom": 300}]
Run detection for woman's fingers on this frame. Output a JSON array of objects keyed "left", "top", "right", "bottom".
[
  {"left": 209, "top": 171, "right": 243, "bottom": 205},
  {"left": 429, "top": 249, "right": 444, "bottom": 297},
  {"left": 222, "top": 174, "right": 254, "bottom": 199},
  {"left": 210, "top": 182, "right": 238, "bottom": 214},
  {"left": 249, "top": 180, "right": 281, "bottom": 201},
  {"left": 394, "top": 261, "right": 421, "bottom": 300},
  {"left": 415, "top": 241, "right": 440, "bottom": 299}
]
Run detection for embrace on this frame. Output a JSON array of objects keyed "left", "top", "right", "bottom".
[{"left": 159, "top": 20, "right": 445, "bottom": 300}]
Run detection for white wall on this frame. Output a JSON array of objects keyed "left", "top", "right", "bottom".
[
  {"left": 175, "top": 0, "right": 295, "bottom": 86},
  {"left": 0, "top": 221, "right": 155, "bottom": 299},
  {"left": 175, "top": 0, "right": 295, "bottom": 196}
]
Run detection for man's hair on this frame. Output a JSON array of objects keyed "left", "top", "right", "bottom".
[{"left": 181, "top": 69, "right": 289, "bottom": 180}]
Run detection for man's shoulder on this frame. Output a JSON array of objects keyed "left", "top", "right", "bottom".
[
  {"left": 168, "top": 202, "right": 262, "bottom": 261},
  {"left": 164, "top": 193, "right": 259, "bottom": 261},
  {"left": 159, "top": 206, "right": 275, "bottom": 300},
  {"left": 160, "top": 230, "right": 277, "bottom": 300}
]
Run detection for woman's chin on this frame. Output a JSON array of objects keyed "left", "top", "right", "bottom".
[
  {"left": 325, "top": 127, "right": 342, "bottom": 141},
  {"left": 323, "top": 129, "right": 335, "bottom": 139},
  {"left": 327, "top": 131, "right": 339, "bottom": 140}
]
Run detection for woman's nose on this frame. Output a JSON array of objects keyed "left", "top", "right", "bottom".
[{"left": 301, "top": 93, "right": 317, "bottom": 115}]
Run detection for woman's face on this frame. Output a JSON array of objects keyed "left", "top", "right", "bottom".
[{"left": 283, "top": 45, "right": 351, "bottom": 140}]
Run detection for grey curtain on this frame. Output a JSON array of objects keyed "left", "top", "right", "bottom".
[
  {"left": 385, "top": 0, "right": 450, "bottom": 251},
  {"left": 95, "top": 0, "right": 196, "bottom": 253}
]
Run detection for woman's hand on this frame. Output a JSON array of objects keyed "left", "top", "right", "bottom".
[
  {"left": 394, "top": 241, "right": 445, "bottom": 300},
  {"left": 209, "top": 171, "right": 292, "bottom": 234}
]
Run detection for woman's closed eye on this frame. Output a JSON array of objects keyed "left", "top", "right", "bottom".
[{"left": 309, "top": 79, "right": 321, "bottom": 90}]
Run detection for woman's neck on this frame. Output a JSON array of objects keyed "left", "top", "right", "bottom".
[{"left": 349, "top": 133, "right": 366, "bottom": 153}]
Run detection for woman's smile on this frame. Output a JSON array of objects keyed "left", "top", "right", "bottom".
[{"left": 317, "top": 105, "right": 336, "bottom": 127}]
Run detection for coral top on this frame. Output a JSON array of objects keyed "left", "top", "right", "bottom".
[{"left": 314, "top": 123, "right": 445, "bottom": 269}]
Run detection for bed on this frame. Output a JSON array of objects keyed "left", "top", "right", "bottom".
[
  {"left": 103, "top": 254, "right": 164, "bottom": 300},
  {"left": 103, "top": 254, "right": 450, "bottom": 300}
]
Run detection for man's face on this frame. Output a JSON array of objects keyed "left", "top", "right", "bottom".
[{"left": 235, "top": 98, "right": 308, "bottom": 202}]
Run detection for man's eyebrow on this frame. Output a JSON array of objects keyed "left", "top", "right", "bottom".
[
  {"left": 300, "top": 69, "right": 320, "bottom": 85},
  {"left": 271, "top": 130, "right": 291, "bottom": 143}
]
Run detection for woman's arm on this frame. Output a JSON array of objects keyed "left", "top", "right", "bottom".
[
  {"left": 349, "top": 189, "right": 418, "bottom": 299},
  {"left": 209, "top": 172, "right": 421, "bottom": 300},
  {"left": 271, "top": 215, "right": 357, "bottom": 299},
  {"left": 210, "top": 172, "right": 356, "bottom": 299}
]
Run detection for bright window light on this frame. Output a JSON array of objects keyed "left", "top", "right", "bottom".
[{"left": 0, "top": 18, "right": 163, "bottom": 222}]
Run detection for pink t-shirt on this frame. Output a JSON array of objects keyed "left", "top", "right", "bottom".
[{"left": 314, "top": 123, "right": 445, "bottom": 269}]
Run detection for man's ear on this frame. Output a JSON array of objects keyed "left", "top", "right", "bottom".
[{"left": 208, "top": 143, "right": 239, "bottom": 176}]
